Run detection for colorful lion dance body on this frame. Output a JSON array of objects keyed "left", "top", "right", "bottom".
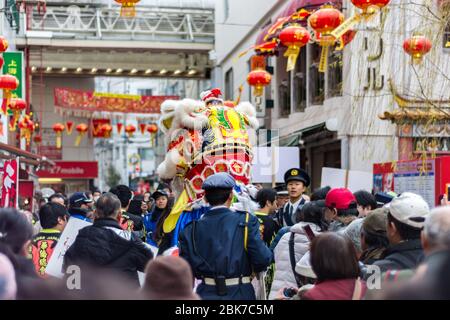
[{"left": 157, "top": 88, "right": 259, "bottom": 242}]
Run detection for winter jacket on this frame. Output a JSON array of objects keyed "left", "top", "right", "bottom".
[
  {"left": 143, "top": 207, "right": 164, "bottom": 247},
  {"left": 373, "top": 239, "right": 424, "bottom": 272},
  {"left": 63, "top": 218, "right": 153, "bottom": 287},
  {"left": 68, "top": 207, "right": 92, "bottom": 223},
  {"left": 268, "top": 222, "right": 321, "bottom": 300},
  {"left": 302, "top": 278, "right": 367, "bottom": 300}
]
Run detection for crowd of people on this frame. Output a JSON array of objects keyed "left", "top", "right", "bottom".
[{"left": 1, "top": 168, "right": 450, "bottom": 300}]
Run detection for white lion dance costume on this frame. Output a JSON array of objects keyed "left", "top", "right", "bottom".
[{"left": 157, "top": 88, "right": 259, "bottom": 246}]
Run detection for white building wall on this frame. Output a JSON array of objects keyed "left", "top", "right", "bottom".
[{"left": 215, "top": 0, "right": 450, "bottom": 173}]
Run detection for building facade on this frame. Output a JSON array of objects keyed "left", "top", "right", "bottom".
[{"left": 213, "top": 0, "right": 450, "bottom": 190}]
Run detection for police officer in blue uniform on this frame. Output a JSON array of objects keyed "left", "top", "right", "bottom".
[
  {"left": 179, "top": 172, "right": 273, "bottom": 300},
  {"left": 275, "top": 168, "right": 311, "bottom": 227}
]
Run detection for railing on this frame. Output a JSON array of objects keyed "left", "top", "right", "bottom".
[{"left": 20, "top": 5, "right": 215, "bottom": 43}]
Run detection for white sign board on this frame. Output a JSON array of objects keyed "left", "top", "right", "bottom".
[
  {"left": 321, "top": 167, "right": 373, "bottom": 192},
  {"left": 251, "top": 147, "right": 300, "bottom": 183},
  {"left": 45, "top": 218, "right": 92, "bottom": 278}
]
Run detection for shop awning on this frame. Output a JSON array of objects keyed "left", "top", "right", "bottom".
[
  {"left": 255, "top": 0, "right": 342, "bottom": 46},
  {"left": 0, "top": 142, "right": 55, "bottom": 168}
]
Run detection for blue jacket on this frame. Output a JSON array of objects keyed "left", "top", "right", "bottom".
[
  {"left": 143, "top": 208, "right": 164, "bottom": 247},
  {"left": 68, "top": 208, "right": 92, "bottom": 223},
  {"left": 179, "top": 207, "right": 273, "bottom": 300}
]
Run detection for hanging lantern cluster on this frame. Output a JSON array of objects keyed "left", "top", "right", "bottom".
[
  {"left": 115, "top": 0, "right": 140, "bottom": 18},
  {"left": 75, "top": 123, "right": 89, "bottom": 146},
  {"left": 308, "top": 5, "right": 344, "bottom": 73},
  {"left": 18, "top": 115, "right": 35, "bottom": 146},
  {"left": 8, "top": 98, "right": 27, "bottom": 131},
  {"left": 403, "top": 34, "right": 432, "bottom": 64},
  {"left": 52, "top": 123, "right": 65, "bottom": 149},
  {"left": 330, "top": 0, "right": 391, "bottom": 40}
]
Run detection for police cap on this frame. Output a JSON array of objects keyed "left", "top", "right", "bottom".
[
  {"left": 284, "top": 168, "right": 310, "bottom": 187},
  {"left": 202, "top": 172, "right": 236, "bottom": 190}
]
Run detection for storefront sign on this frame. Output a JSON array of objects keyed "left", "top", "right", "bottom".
[
  {"left": 2, "top": 51, "right": 24, "bottom": 99},
  {"left": 37, "top": 161, "right": 98, "bottom": 179},
  {"left": 1, "top": 158, "right": 19, "bottom": 208}
]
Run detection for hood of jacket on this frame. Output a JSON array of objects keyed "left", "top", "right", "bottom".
[{"left": 290, "top": 221, "right": 322, "bottom": 235}]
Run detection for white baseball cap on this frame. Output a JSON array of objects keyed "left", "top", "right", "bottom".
[{"left": 385, "top": 192, "right": 430, "bottom": 228}]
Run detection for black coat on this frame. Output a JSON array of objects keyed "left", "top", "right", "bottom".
[
  {"left": 373, "top": 239, "right": 424, "bottom": 272},
  {"left": 63, "top": 218, "right": 153, "bottom": 287}
]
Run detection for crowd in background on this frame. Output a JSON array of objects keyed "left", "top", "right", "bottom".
[{"left": 1, "top": 175, "right": 450, "bottom": 300}]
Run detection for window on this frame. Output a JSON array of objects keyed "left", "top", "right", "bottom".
[
  {"left": 225, "top": 68, "right": 234, "bottom": 100},
  {"left": 328, "top": 51, "right": 343, "bottom": 97},
  {"left": 137, "top": 89, "right": 153, "bottom": 96},
  {"left": 139, "top": 148, "right": 155, "bottom": 161},
  {"left": 445, "top": 21, "right": 450, "bottom": 48},
  {"left": 279, "top": 77, "right": 291, "bottom": 117},
  {"left": 309, "top": 44, "right": 325, "bottom": 105},
  {"left": 294, "top": 48, "right": 307, "bottom": 112},
  {"left": 224, "top": 0, "right": 230, "bottom": 21}
]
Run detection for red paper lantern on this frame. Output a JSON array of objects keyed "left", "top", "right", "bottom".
[
  {"left": 309, "top": 7, "right": 344, "bottom": 34},
  {"left": 139, "top": 123, "right": 147, "bottom": 135},
  {"left": 117, "top": 122, "right": 124, "bottom": 134},
  {"left": 0, "top": 56, "right": 4, "bottom": 70},
  {"left": 0, "top": 75, "right": 19, "bottom": 114},
  {"left": 309, "top": 6, "right": 344, "bottom": 73},
  {"left": 66, "top": 121, "right": 74, "bottom": 135},
  {"left": 351, "top": 0, "right": 391, "bottom": 13},
  {"left": 100, "top": 124, "right": 113, "bottom": 138},
  {"left": 75, "top": 123, "right": 89, "bottom": 146},
  {"left": 18, "top": 115, "right": 35, "bottom": 146},
  {"left": 125, "top": 124, "right": 136, "bottom": 138},
  {"left": 279, "top": 24, "right": 311, "bottom": 71},
  {"left": 8, "top": 98, "right": 27, "bottom": 130},
  {"left": 147, "top": 123, "right": 158, "bottom": 134},
  {"left": 33, "top": 134, "right": 42, "bottom": 144},
  {"left": 403, "top": 34, "right": 432, "bottom": 64},
  {"left": 115, "top": 0, "right": 140, "bottom": 17},
  {"left": 52, "top": 123, "right": 65, "bottom": 149},
  {"left": 247, "top": 69, "right": 272, "bottom": 97},
  {"left": 0, "top": 36, "right": 9, "bottom": 53},
  {"left": 330, "top": 0, "right": 390, "bottom": 41}
]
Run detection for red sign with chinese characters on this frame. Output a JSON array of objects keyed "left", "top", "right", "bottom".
[
  {"left": 37, "top": 161, "right": 98, "bottom": 179},
  {"left": 54, "top": 87, "right": 178, "bottom": 114},
  {"left": 1, "top": 159, "right": 19, "bottom": 208}
]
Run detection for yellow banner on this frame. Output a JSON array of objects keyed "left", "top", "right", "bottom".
[
  {"left": 330, "top": 14, "right": 361, "bottom": 40},
  {"left": 319, "top": 45, "right": 330, "bottom": 73},
  {"left": 93, "top": 92, "right": 141, "bottom": 101}
]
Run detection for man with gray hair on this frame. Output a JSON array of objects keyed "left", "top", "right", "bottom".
[
  {"left": 418, "top": 205, "right": 450, "bottom": 278},
  {"left": 64, "top": 192, "right": 153, "bottom": 288}
]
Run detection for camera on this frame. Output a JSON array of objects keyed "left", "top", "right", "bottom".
[{"left": 283, "top": 287, "right": 297, "bottom": 298}]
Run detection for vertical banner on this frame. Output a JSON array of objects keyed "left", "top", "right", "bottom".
[
  {"left": 1, "top": 158, "right": 19, "bottom": 208},
  {"left": 2, "top": 51, "right": 24, "bottom": 99}
]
